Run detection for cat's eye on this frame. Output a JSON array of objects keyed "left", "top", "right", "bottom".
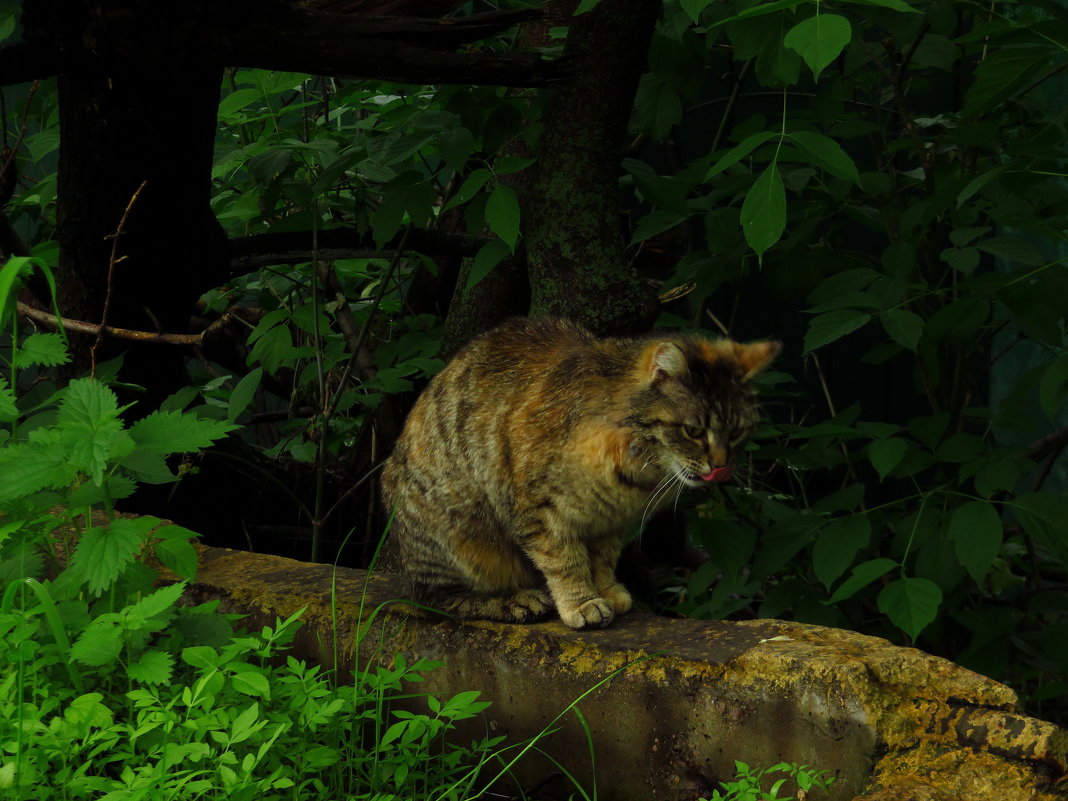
[{"left": 682, "top": 424, "right": 705, "bottom": 440}]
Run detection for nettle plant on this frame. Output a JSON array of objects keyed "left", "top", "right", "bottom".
[
  {"left": 622, "top": 0, "right": 1068, "bottom": 712},
  {"left": 700, "top": 761, "right": 836, "bottom": 801},
  {"left": 0, "top": 260, "right": 515, "bottom": 800}
]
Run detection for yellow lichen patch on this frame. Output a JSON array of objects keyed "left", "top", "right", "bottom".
[{"left": 866, "top": 740, "right": 1066, "bottom": 801}]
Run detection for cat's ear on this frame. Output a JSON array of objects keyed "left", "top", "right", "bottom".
[
  {"left": 650, "top": 342, "right": 689, "bottom": 381},
  {"left": 735, "top": 340, "right": 781, "bottom": 380}
]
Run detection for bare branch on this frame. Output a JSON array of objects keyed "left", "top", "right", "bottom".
[
  {"left": 18, "top": 301, "right": 232, "bottom": 346},
  {"left": 213, "top": 7, "right": 567, "bottom": 87}
]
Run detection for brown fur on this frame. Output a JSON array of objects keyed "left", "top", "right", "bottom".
[{"left": 380, "top": 317, "right": 779, "bottom": 629}]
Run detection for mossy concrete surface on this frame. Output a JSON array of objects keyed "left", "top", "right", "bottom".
[{"left": 186, "top": 546, "right": 1068, "bottom": 801}]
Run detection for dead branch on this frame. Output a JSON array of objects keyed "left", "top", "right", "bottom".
[{"left": 18, "top": 301, "right": 232, "bottom": 346}]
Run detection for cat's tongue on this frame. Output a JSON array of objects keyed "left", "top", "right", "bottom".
[{"left": 700, "top": 465, "right": 733, "bottom": 483}]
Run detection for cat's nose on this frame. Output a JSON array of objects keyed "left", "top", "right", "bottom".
[{"left": 707, "top": 447, "right": 729, "bottom": 468}]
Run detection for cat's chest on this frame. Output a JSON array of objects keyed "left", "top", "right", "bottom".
[{"left": 552, "top": 421, "right": 668, "bottom": 528}]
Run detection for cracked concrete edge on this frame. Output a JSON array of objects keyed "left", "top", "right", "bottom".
[{"left": 184, "top": 546, "right": 1068, "bottom": 800}]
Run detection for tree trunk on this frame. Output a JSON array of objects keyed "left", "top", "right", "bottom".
[
  {"left": 24, "top": 1, "right": 230, "bottom": 404},
  {"left": 524, "top": 0, "right": 661, "bottom": 336}
]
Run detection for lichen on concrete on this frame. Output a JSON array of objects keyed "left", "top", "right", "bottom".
[{"left": 186, "top": 546, "right": 1068, "bottom": 801}]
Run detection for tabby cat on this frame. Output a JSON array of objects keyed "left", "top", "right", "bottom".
[{"left": 380, "top": 317, "right": 779, "bottom": 630}]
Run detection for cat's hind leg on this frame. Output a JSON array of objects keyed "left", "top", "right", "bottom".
[{"left": 428, "top": 586, "right": 554, "bottom": 623}]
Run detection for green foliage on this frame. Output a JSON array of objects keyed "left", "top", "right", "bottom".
[
  {"left": 620, "top": 0, "right": 1068, "bottom": 723},
  {"left": 0, "top": 293, "right": 565, "bottom": 801},
  {"left": 701, "top": 760, "right": 836, "bottom": 800},
  {"left": 4, "top": 0, "right": 1065, "bottom": 726}
]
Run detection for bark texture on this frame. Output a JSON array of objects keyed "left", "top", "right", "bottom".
[{"left": 524, "top": 0, "right": 661, "bottom": 336}]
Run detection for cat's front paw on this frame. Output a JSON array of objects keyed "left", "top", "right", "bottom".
[
  {"left": 600, "top": 582, "right": 632, "bottom": 615},
  {"left": 559, "top": 597, "right": 615, "bottom": 629}
]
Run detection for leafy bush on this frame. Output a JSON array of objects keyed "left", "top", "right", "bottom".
[
  {"left": 0, "top": 262, "right": 526, "bottom": 800},
  {"left": 621, "top": 0, "right": 1068, "bottom": 721}
]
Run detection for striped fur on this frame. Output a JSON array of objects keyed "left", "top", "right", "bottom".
[{"left": 380, "top": 317, "right": 779, "bottom": 629}]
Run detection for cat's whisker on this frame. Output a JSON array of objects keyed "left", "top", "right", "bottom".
[
  {"left": 671, "top": 471, "right": 687, "bottom": 514},
  {"left": 640, "top": 473, "right": 676, "bottom": 530}
]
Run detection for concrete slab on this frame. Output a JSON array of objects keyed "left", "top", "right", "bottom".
[{"left": 184, "top": 546, "right": 1068, "bottom": 801}]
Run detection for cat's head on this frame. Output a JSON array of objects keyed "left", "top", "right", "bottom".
[{"left": 627, "top": 336, "right": 780, "bottom": 487}]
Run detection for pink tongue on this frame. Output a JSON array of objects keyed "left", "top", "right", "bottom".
[{"left": 700, "top": 465, "right": 733, "bottom": 483}]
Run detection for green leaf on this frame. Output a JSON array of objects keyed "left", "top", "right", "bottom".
[
  {"left": 827, "top": 557, "right": 897, "bottom": 604},
  {"left": 492, "top": 155, "right": 535, "bottom": 175},
  {"left": 934, "top": 433, "right": 983, "bottom": 463},
  {"left": 0, "top": 377, "right": 16, "bottom": 420},
  {"left": 69, "top": 518, "right": 158, "bottom": 595},
  {"left": 0, "top": 257, "right": 41, "bottom": 319},
  {"left": 957, "top": 165, "right": 1007, "bottom": 207},
  {"left": 788, "top": 131, "right": 859, "bottom": 183},
  {"left": 848, "top": 0, "right": 919, "bottom": 12},
  {"left": 629, "top": 209, "right": 688, "bottom": 245},
  {"left": 155, "top": 538, "right": 199, "bottom": 580},
  {"left": 218, "top": 88, "right": 262, "bottom": 117},
  {"left": 71, "top": 618, "right": 123, "bottom": 666},
  {"left": 877, "top": 577, "right": 941, "bottom": 639},
  {"left": 741, "top": 163, "right": 786, "bottom": 259},
  {"left": 706, "top": 131, "right": 776, "bottom": 179},
  {"left": 232, "top": 671, "right": 271, "bottom": 699},
  {"left": 711, "top": 0, "right": 807, "bottom": 28},
  {"left": 1039, "top": 354, "right": 1068, "bottom": 418},
  {"left": 784, "top": 14, "right": 852, "bottom": 82},
  {"left": 129, "top": 409, "right": 236, "bottom": 455},
  {"left": 803, "top": 309, "right": 871, "bottom": 353},
  {"left": 123, "top": 582, "right": 187, "bottom": 629},
  {"left": 246, "top": 322, "right": 296, "bottom": 373},
  {"left": 303, "top": 746, "right": 340, "bottom": 769},
  {"left": 120, "top": 448, "right": 177, "bottom": 485},
  {"left": 466, "top": 238, "right": 512, "bottom": 291},
  {"left": 445, "top": 168, "right": 492, "bottom": 211},
  {"left": 947, "top": 501, "right": 1003, "bottom": 585},
  {"left": 58, "top": 378, "right": 122, "bottom": 429},
  {"left": 182, "top": 645, "right": 221, "bottom": 669},
  {"left": 869, "top": 437, "right": 908, "bottom": 481},
  {"left": 227, "top": 367, "right": 262, "bottom": 423},
  {"left": 574, "top": 0, "right": 604, "bottom": 14},
  {"left": 68, "top": 474, "right": 137, "bottom": 507},
  {"left": 880, "top": 309, "right": 923, "bottom": 351},
  {"left": 963, "top": 48, "right": 1047, "bottom": 118},
  {"left": 813, "top": 516, "right": 871, "bottom": 590},
  {"left": 680, "top": 0, "right": 715, "bottom": 23},
  {"left": 127, "top": 650, "right": 175, "bottom": 685},
  {"left": 248, "top": 147, "right": 294, "bottom": 184},
  {"left": 1012, "top": 492, "right": 1068, "bottom": 563},
  {"left": 438, "top": 126, "right": 474, "bottom": 171},
  {"left": 485, "top": 183, "right": 520, "bottom": 251},
  {"left": 13, "top": 332, "right": 69, "bottom": 368},
  {"left": 0, "top": 441, "right": 78, "bottom": 503}
]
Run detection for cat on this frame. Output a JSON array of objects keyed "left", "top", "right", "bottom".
[{"left": 380, "top": 317, "right": 779, "bottom": 630}]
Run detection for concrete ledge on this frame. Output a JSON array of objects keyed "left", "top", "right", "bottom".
[{"left": 186, "top": 546, "right": 1068, "bottom": 801}]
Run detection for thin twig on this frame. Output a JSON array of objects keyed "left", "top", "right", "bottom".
[
  {"left": 92, "top": 181, "right": 147, "bottom": 375},
  {"left": 326, "top": 224, "right": 412, "bottom": 421},
  {"left": 807, "top": 351, "right": 861, "bottom": 485},
  {"left": 710, "top": 59, "right": 752, "bottom": 155}
]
